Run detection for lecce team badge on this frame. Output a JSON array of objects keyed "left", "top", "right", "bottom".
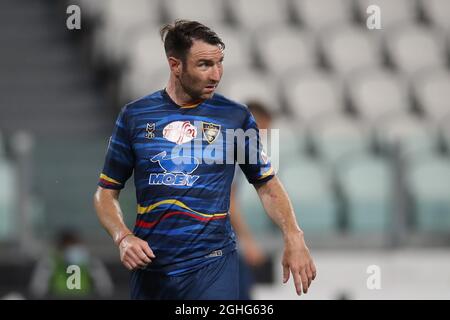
[{"left": 202, "top": 122, "right": 221, "bottom": 144}]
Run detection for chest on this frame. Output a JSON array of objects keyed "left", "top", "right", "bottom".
[{"left": 130, "top": 115, "right": 237, "bottom": 176}]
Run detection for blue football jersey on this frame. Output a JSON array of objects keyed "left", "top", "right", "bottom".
[{"left": 98, "top": 89, "right": 274, "bottom": 275}]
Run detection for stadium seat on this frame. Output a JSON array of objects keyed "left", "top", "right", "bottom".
[
  {"left": 421, "top": 0, "right": 450, "bottom": 31},
  {"left": 92, "top": 0, "right": 161, "bottom": 66},
  {"left": 255, "top": 26, "right": 316, "bottom": 76},
  {"left": 100, "top": 0, "right": 160, "bottom": 28},
  {"left": 407, "top": 155, "right": 450, "bottom": 232},
  {"left": 338, "top": 153, "right": 393, "bottom": 233},
  {"left": 441, "top": 114, "right": 450, "bottom": 152},
  {"left": 348, "top": 67, "right": 409, "bottom": 121},
  {"left": 0, "top": 159, "right": 16, "bottom": 240},
  {"left": 33, "top": 139, "right": 113, "bottom": 233},
  {"left": 73, "top": 0, "right": 108, "bottom": 22},
  {"left": 283, "top": 69, "right": 344, "bottom": 122},
  {"left": 279, "top": 155, "right": 338, "bottom": 233},
  {"left": 212, "top": 25, "right": 253, "bottom": 70},
  {"left": 218, "top": 69, "right": 281, "bottom": 114},
  {"left": 235, "top": 174, "right": 274, "bottom": 235},
  {"left": 118, "top": 26, "right": 169, "bottom": 102},
  {"left": 413, "top": 69, "right": 450, "bottom": 121},
  {"left": 321, "top": 25, "right": 382, "bottom": 76},
  {"left": 355, "top": 0, "right": 417, "bottom": 30},
  {"left": 309, "top": 113, "right": 370, "bottom": 164},
  {"left": 375, "top": 112, "right": 438, "bottom": 157},
  {"left": 227, "top": 0, "right": 290, "bottom": 31},
  {"left": 162, "top": 0, "right": 226, "bottom": 26},
  {"left": 0, "top": 131, "right": 5, "bottom": 158},
  {"left": 386, "top": 24, "right": 446, "bottom": 76},
  {"left": 270, "top": 117, "right": 307, "bottom": 164},
  {"left": 121, "top": 25, "right": 166, "bottom": 72},
  {"left": 291, "top": 0, "right": 352, "bottom": 33},
  {"left": 120, "top": 66, "right": 169, "bottom": 104}
]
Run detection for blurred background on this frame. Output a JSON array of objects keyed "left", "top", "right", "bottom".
[{"left": 0, "top": 0, "right": 449, "bottom": 299}]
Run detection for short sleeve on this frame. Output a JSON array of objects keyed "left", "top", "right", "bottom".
[
  {"left": 237, "top": 110, "right": 275, "bottom": 184},
  {"left": 98, "top": 106, "right": 135, "bottom": 190}
]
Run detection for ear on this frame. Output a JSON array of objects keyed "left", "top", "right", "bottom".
[{"left": 168, "top": 57, "right": 182, "bottom": 76}]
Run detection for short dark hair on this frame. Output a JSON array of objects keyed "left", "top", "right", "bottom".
[
  {"left": 160, "top": 20, "right": 225, "bottom": 64},
  {"left": 246, "top": 100, "right": 273, "bottom": 120}
]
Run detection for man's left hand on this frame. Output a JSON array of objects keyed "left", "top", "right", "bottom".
[{"left": 281, "top": 230, "right": 317, "bottom": 295}]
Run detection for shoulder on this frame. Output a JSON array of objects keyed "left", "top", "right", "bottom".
[
  {"left": 122, "top": 90, "right": 165, "bottom": 115},
  {"left": 208, "top": 93, "right": 251, "bottom": 120}
]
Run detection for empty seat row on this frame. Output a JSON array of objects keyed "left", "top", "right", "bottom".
[
  {"left": 112, "top": 21, "right": 448, "bottom": 80},
  {"left": 236, "top": 149, "right": 450, "bottom": 235},
  {"left": 78, "top": 0, "right": 450, "bottom": 33}
]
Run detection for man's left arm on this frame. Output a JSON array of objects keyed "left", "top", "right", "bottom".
[{"left": 254, "top": 176, "right": 317, "bottom": 295}]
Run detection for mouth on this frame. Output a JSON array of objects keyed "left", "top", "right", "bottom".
[{"left": 204, "top": 84, "right": 217, "bottom": 92}]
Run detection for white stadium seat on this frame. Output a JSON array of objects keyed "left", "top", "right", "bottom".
[
  {"left": 321, "top": 25, "right": 382, "bottom": 76},
  {"left": 280, "top": 155, "right": 338, "bottom": 233},
  {"left": 256, "top": 26, "right": 316, "bottom": 76},
  {"left": 407, "top": 155, "right": 450, "bottom": 232},
  {"left": 338, "top": 153, "right": 393, "bottom": 233},
  {"left": 386, "top": 24, "right": 446, "bottom": 76},
  {"left": 310, "top": 113, "right": 370, "bottom": 164},
  {"left": 163, "top": 0, "right": 226, "bottom": 26},
  {"left": 292, "top": 0, "right": 353, "bottom": 33},
  {"left": 348, "top": 67, "right": 409, "bottom": 121},
  {"left": 93, "top": 0, "right": 161, "bottom": 65},
  {"left": 213, "top": 25, "right": 253, "bottom": 70},
  {"left": 218, "top": 68, "right": 281, "bottom": 114},
  {"left": 375, "top": 112, "right": 438, "bottom": 157},
  {"left": 355, "top": 0, "right": 417, "bottom": 30},
  {"left": 421, "top": 0, "right": 450, "bottom": 31},
  {"left": 227, "top": 0, "right": 290, "bottom": 31},
  {"left": 414, "top": 69, "right": 450, "bottom": 121},
  {"left": 283, "top": 69, "right": 344, "bottom": 122}
]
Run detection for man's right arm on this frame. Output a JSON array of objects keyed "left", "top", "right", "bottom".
[{"left": 93, "top": 186, "right": 155, "bottom": 270}]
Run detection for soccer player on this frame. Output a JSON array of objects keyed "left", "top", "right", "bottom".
[{"left": 93, "top": 20, "right": 316, "bottom": 300}]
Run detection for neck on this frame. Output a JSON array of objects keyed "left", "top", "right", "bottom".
[{"left": 165, "top": 75, "right": 203, "bottom": 107}]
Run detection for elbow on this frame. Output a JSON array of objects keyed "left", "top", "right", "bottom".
[
  {"left": 93, "top": 187, "right": 119, "bottom": 211},
  {"left": 93, "top": 188, "right": 100, "bottom": 214}
]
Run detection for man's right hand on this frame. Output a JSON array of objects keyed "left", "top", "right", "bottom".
[{"left": 118, "top": 234, "right": 156, "bottom": 270}]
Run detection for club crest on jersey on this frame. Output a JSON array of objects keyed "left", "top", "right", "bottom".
[
  {"left": 202, "top": 122, "right": 221, "bottom": 144},
  {"left": 163, "top": 121, "right": 197, "bottom": 145},
  {"left": 145, "top": 123, "right": 155, "bottom": 139},
  {"left": 149, "top": 151, "right": 200, "bottom": 187}
]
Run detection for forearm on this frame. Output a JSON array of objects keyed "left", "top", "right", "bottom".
[
  {"left": 93, "top": 187, "right": 132, "bottom": 245},
  {"left": 255, "top": 176, "right": 302, "bottom": 239},
  {"left": 256, "top": 177, "right": 316, "bottom": 295}
]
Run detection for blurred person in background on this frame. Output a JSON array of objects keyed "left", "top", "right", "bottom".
[
  {"left": 94, "top": 20, "right": 316, "bottom": 300},
  {"left": 29, "top": 229, "right": 113, "bottom": 299},
  {"left": 230, "top": 101, "right": 273, "bottom": 300}
]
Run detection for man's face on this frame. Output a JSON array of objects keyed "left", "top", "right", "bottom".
[{"left": 178, "top": 40, "right": 224, "bottom": 100}]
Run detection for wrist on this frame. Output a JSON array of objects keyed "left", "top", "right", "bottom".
[
  {"left": 115, "top": 231, "right": 133, "bottom": 247},
  {"left": 283, "top": 228, "right": 304, "bottom": 243}
]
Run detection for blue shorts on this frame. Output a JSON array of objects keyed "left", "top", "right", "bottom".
[{"left": 130, "top": 249, "right": 239, "bottom": 300}]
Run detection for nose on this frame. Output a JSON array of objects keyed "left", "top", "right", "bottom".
[{"left": 210, "top": 64, "right": 222, "bottom": 82}]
